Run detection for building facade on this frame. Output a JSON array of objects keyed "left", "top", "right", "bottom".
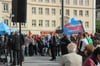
[
  {"left": 0, "top": 0, "right": 96, "bottom": 35},
  {"left": 96, "top": 0, "right": 100, "bottom": 21},
  {"left": 0, "top": 1, "right": 2, "bottom": 22}
]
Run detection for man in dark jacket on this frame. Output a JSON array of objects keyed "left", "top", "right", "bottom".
[
  {"left": 8, "top": 32, "right": 15, "bottom": 63},
  {"left": 49, "top": 33, "right": 57, "bottom": 61},
  {"left": 12, "top": 32, "right": 21, "bottom": 65},
  {"left": 60, "top": 35, "right": 70, "bottom": 55}
]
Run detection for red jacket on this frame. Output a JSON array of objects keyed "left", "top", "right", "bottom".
[{"left": 83, "top": 57, "right": 96, "bottom": 66}]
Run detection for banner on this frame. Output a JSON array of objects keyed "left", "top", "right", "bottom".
[{"left": 63, "top": 19, "right": 85, "bottom": 35}]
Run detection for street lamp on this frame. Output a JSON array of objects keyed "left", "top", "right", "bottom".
[{"left": 61, "top": 0, "right": 64, "bottom": 32}]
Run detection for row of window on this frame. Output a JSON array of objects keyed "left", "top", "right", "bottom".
[
  {"left": 32, "top": 0, "right": 89, "bottom": 5},
  {"left": 32, "top": 7, "right": 56, "bottom": 15},
  {"left": 4, "top": 19, "right": 89, "bottom": 28},
  {"left": 32, "top": 7, "right": 89, "bottom": 16},
  {"left": 4, "top": 19, "right": 56, "bottom": 27},
  {"left": 32, "top": 20, "right": 56, "bottom": 27},
  {"left": 65, "top": 10, "right": 89, "bottom": 16},
  {"left": 4, "top": 19, "right": 26, "bottom": 27},
  {"left": 3, "top": 0, "right": 89, "bottom": 12},
  {"left": 32, "top": 0, "right": 56, "bottom": 3}
]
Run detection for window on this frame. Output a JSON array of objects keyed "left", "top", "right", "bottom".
[
  {"left": 79, "top": 10, "right": 83, "bottom": 16},
  {"left": 32, "top": 20, "right": 36, "bottom": 27},
  {"left": 45, "top": 0, "right": 49, "bottom": 3},
  {"left": 45, "top": 8, "right": 49, "bottom": 15},
  {"left": 52, "top": 8, "right": 56, "bottom": 15},
  {"left": 73, "top": 0, "right": 77, "bottom": 5},
  {"left": 85, "top": 10, "right": 89, "bottom": 16},
  {"left": 85, "top": 22, "right": 89, "bottom": 28},
  {"left": 52, "top": 0, "right": 56, "bottom": 3},
  {"left": 85, "top": 0, "right": 89, "bottom": 5},
  {"left": 60, "top": 0, "right": 61, "bottom": 3},
  {"left": 32, "top": 0, "right": 36, "bottom": 2},
  {"left": 52, "top": 20, "right": 56, "bottom": 27},
  {"left": 39, "top": 8, "right": 43, "bottom": 14},
  {"left": 4, "top": 19, "right": 8, "bottom": 25},
  {"left": 39, "top": 0, "right": 43, "bottom": 2},
  {"left": 13, "top": 22, "right": 17, "bottom": 27},
  {"left": 45, "top": 20, "right": 49, "bottom": 27},
  {"left": 60, "top": 9, "right": 62, "bottom": 15},
  {"left": 79, "top": 0, "right": 83, "bottom": 5},
  {"left": 73, "top": 10, "right": 77, "bottom": 16},
  {"left": 3, "top": 3, "right": 8, "bottom": 12},
  {"left": 66, "top": 9, "right": 69, "bottom": 16},
  {"left": 21, "top": 23, "right": 26, "bottom": 27},
  {"left": 66, "top": 0, "right": 70, "bottom": 4},
  {"left": 32, "top": 7, "right": 36, "bottom": 14},
  {"left": 39, "top": 20, "right": 43, "bottom": 27}
]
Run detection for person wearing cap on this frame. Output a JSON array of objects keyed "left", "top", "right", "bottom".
[{"left": 60, "top": 42, "right": 82, "bottom": 66}]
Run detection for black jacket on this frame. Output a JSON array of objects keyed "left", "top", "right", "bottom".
[
  {"left": 13, "top": 34, "right": 20, "bottom": 51},
  {"left": 8, "top": 35, "right": 15, "bottom": 50},
  {"left": 60, "top": 36, "right": 70, "bottom": 55}
]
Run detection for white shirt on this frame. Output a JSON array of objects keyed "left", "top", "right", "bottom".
[{"left": 80, "top": 38, "right": 89, "bottom": 52}]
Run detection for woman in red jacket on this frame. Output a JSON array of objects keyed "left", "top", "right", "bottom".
[{"left": 83, "top": 46, "right": 100, "bottom": 66}]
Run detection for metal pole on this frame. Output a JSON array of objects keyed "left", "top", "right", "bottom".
[
  {"left": 61, "top": 0, "right": 64, "bottom": 32},
  {"left": 19, "top": 22, "right": 22, "bottom": 66}
]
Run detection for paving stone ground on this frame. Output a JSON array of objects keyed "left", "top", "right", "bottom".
[
  {"left": 0, "top": 56, "right": 60, "bottom": 66},
  {"left": 23, "top": 56, "right": 60, "bottom": 66}
]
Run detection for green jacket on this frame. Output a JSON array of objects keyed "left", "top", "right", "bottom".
[{"left": 86, "top": 37, "right": 93, "bottom": 45}]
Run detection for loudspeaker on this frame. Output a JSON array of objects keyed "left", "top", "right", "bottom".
[{"left": 12, "top": 0, "right": 27, "bottom": 22}]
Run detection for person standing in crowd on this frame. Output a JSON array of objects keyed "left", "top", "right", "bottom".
[
  {"left": 49, "top": 33, "right": 57, "bottom": 61},
  {"left": 60, "top": 42, "right": 82, "bottom": 66},
  {"left": 37, "top": 37, "right": 44, "bottom": 56},
  {"left": 85, "top": 32, "right": 93, "bottom": 45},
  {"left": 24, "top": 35, "right": 30, "bottom": 56},
  {"left": 29, "top": 36, "right": 34, "bottom": 56},
  {"left": 12, "top": 32, "right": 21, "bottom": 65},
  {"left": 56, "top": 36, "right": 61, "bottom": 56},
  {"left": 94, "top": 40, "right": 100, "bottom": 47},
  {"left": 8, "top": 32, "right": 15, "bottom": 63},
  {"left": 83, "top": 46, "right": 100, "bottom": 66},
  {"left": 20, "top": 34, "right": 25, "bottom": 63},
  {"left": 60, "top": 34, "right": 70, "bottom": 55},
  {"left": 0, "top": 35, "right": 7, "bottom": 63},
  {"left": 83, "top": 45, "right": 95, "bottom": 62},
  {"left": 32, "top": 36, "right": 37, "bottom": 55},
  {"left": 80, "top": 33, "right": 89, "bottom": 56}
]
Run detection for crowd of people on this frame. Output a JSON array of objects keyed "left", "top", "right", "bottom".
[
  {"left": 60, "top": 32, "right": 100, "bottom": 66},
  {"left": 0, "top": 31, "right": 100, "bottom": 66}
]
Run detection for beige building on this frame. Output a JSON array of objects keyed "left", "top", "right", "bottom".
[
  {"left": 0, "top": 1, "right": 2, "bottom": 22},
  {"left": 0, "top": 0, "right": 96, "bottom": 35}
]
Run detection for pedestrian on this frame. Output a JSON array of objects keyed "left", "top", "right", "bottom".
[
  {"left": 60, "top": 42, "right": 82, "bottom": 66},
  {"left": 49, "top": 33, "right": 57, "bottom": 61},
  {"left": 24, "top": 35, "right": 30, "bottom": 56},
  {"left": 80, "top": 33, "right": 89, "bottom": 56},
  {"left": 60, "top": 34, "right": 70, "bottom": 55},
  {"left": 83, "top": 45, "right": 100, "bottom": 66},
  {"left": 8, "top": 32, "right": 15, "bottom": 63},
  {"left": 12, "top": 32, "right": 21, "bottom": 65}
]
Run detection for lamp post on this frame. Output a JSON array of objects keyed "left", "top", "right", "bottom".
[
  {"left": 10, "top": 13, "right": 14, "bottom": 27},
  {"left": 61, "top": 0, "right": 64, "bottom": 32}
]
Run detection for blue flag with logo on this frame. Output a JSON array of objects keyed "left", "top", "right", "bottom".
[{"left": 63, "top": 18, "right": 85, "bottom": 35}]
